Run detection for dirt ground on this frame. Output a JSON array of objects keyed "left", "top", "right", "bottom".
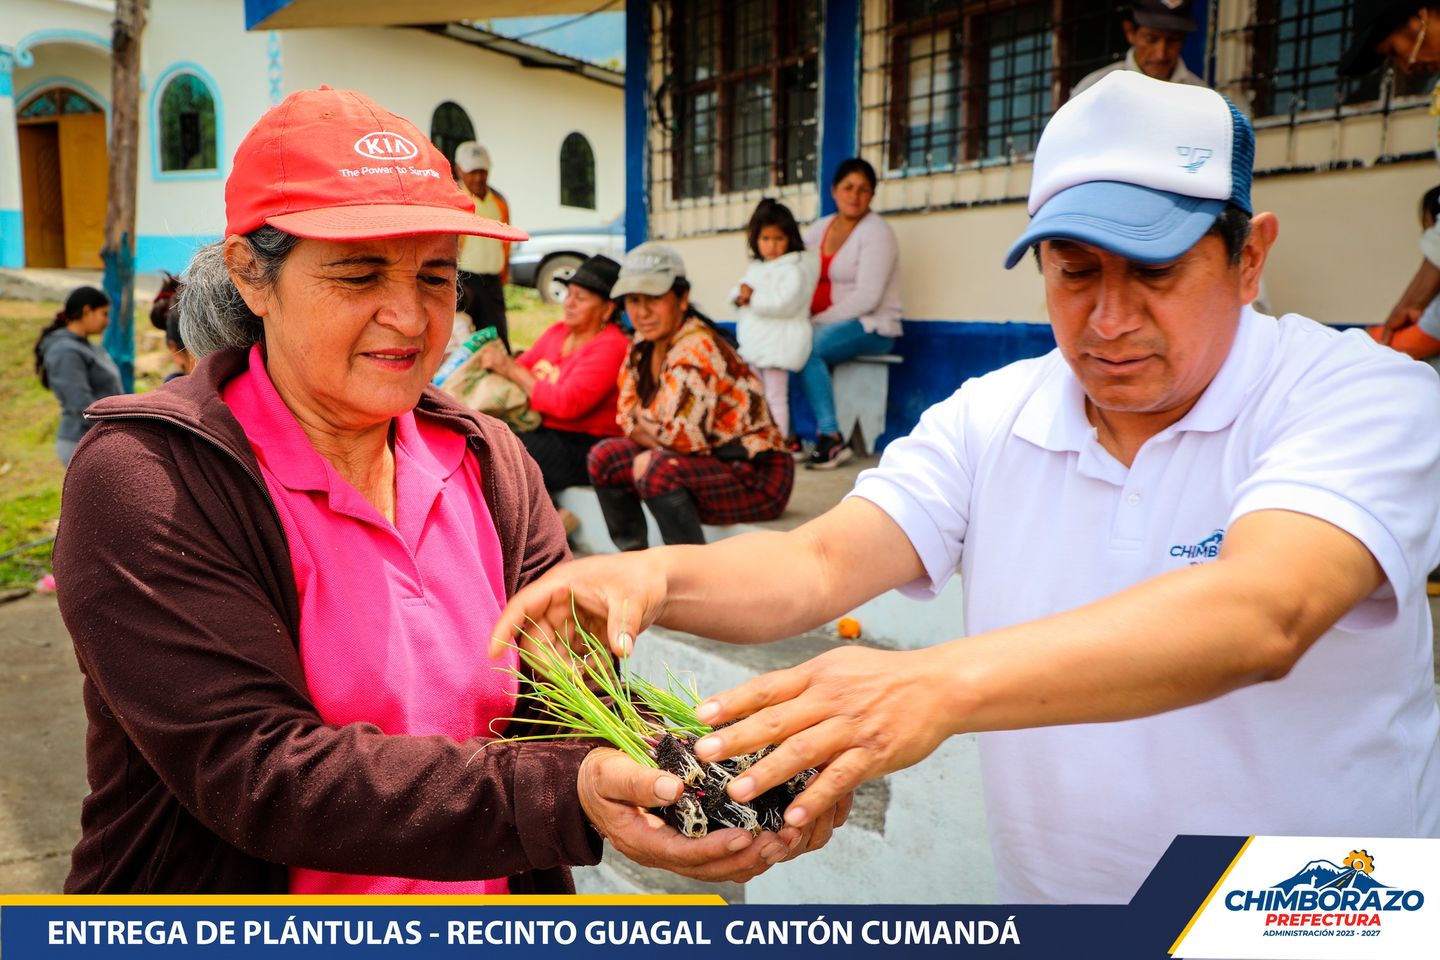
[{"left": 2, "top": 590, "right": 1439, "bottom": 893}]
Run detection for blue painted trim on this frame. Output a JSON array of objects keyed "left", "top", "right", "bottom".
[
  {"left": 15, "top": 76, "right": 112, "bottom": 131},
  {"left": 819, "top": 0, "right": 860, "bottom": 218},
  {"left": 624, "top": 0, "right": 648, "bottom": 250},
  {"left": 14, "top": 29, "right": 110, "bottom": 68},
  {"left": 16, "top": 75, "right": 111, "bottom": 112},
  {"left": 267, "top": 32, "right": 284, "bottom": 104},
  {"left": 149, "top": 62, "right": 225, "bottom": 181},
  {"left": 777, "top": 318, "right": 1057, "bottom": 450},
  {"left": 135, "top": 232, "right": 220, "bottom": 274},
  {"left": 0, "top": 210, "right": 25, "bottom": 268},
  {"left": 0, "top": 47, "right": 14, "bottom": 98},
  {"left": 245, "top": 0, "right": 295, "bottom": 31}
]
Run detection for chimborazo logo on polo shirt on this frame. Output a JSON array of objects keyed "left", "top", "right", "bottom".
[
  {"left": 1170, "top": 528, "right": 1223, "bottom": 561},
  {"left": 353, "top": 132, "right": 419, "bottom": 161}
]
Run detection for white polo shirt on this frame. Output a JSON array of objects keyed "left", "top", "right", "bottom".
[{"left": 851, "top": 307, "right": 1440, "bottom": 904}]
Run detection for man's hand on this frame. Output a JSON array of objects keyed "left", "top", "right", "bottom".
[
  {"left": 488, "top": 552, "right": 668, "bottom": 659},
  {"left": 578, "top": 748, "right": 795, "bottom": 882},
  {"left": 690, "top": 646, "right": 958, "bottom": 829}
]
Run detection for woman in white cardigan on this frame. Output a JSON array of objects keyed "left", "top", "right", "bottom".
[{"left": 801, "top": 158, "right": 903, "bottom": 469}]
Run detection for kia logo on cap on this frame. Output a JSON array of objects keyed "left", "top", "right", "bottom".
[{"left": 353, "top": 132, "right": 419, "bottom": 161}]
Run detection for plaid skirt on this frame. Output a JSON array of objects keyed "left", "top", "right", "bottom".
[{"left": 587, "top": 438, "right": 794, "bottom": 525}]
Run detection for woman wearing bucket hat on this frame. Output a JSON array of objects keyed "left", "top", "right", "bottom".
[
  {"left": 51, "top": 88, "right": 801, "bottom": 893},
  {"left": 1340, "top": 2, "right": 1440, "bottom": 345},
  {"left": 477, "top": 255, "right": 629, "bottom": 524},
  {"left": 588, "top": 243, "right": 794, "bottom": 550}
]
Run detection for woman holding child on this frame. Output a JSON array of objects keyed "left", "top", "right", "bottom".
[{"left": 801, "top": 158, "right": 903, "bottom": 470}]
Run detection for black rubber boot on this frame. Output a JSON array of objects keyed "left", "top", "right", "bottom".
[
  {"left": 595, "top": 486, "right": 649, "bottom": 551},
  {"left": 644, "top": 488, "right": 707, "bottom": 546}
]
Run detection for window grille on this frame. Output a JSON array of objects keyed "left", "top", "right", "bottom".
[
  {"left": 1224, "top": 0, "right": 1434, "bottom": 120},
  {"left": 158, "top": 74, "right": 217, "bottom": 172},
  {"left": 863, "top": 1, "right": 1132, "bottom": 174},
  {"left": 663, "top": 0, "right": 820, "bottom": 200},
  {"left": 560, "top": 132, "right": 597, "bottom": 209}
]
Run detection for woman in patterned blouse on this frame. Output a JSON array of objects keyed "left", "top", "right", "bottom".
[{"left": 587, "top": 243, "right": 794, "bottom": 548}]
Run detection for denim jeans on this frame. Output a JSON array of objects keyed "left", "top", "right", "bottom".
[{"left": 799, "top": 319, "right": 895, "bottom": 436}]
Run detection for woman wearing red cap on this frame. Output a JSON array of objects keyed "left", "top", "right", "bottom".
[{"left": 50, "top": 88, "right": 810, "bottom": 893}]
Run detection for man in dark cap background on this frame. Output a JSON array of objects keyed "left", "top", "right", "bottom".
[{"left": 1072, "top": 0, "right": 1208, "bottom": 95}]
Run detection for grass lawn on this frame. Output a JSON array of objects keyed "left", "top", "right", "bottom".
[
  {"left": 0, "top": 300, "right": 68, "bottom": 589},
  {"left": 0, "top": 287, "right": 559, "bottom": 590}
]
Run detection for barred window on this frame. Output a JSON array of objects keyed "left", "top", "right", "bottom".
[
  {"left": 670, "top": 0, "right": 820, "bottom": 199},
  {"left": 158, "top": 74, "right": 217, "bottom": 172},
  {"left": 1240, "top": 0, "right": 1434, "bottom": 118},
  {"left": 872, "top": 2, "right": 1132, "bottom": 172},
  {"left": 560, "top": 132, "right": 597, "bottom": 209}
]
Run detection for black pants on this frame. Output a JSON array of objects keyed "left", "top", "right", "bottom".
[
  {"left": 520, "top": 426, "right": 607, "bottom": 494},
  {"left": 459, "top": 273, "right": 509, "bottom": 351}
]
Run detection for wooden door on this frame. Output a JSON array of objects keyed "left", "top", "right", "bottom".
[
  {"left": 58, "top": 112, "right": 109, "bottom": 269},
  {"left": 18, "top": 122, "right": 66, "bottom": 268}
]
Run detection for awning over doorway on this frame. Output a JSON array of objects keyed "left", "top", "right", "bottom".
[{"left": 244, "top": 0, "right": 607, "bottom": 31}]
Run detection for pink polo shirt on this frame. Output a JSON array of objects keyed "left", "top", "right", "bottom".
[{"left": 223, "top": 345, "right": 516, "bottom": 894}]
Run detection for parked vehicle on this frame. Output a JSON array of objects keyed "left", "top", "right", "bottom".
[{"left": 508, "top": 213, "right": 626, "bottom": 303}]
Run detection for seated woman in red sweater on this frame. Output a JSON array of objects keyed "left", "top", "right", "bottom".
[{"left": 479, "top": 255, "right": 628, "bottom": 514}]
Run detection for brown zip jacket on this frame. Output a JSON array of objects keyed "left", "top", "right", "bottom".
[{"left": 54, "top": 347, "right": 600, "bottom": 893}]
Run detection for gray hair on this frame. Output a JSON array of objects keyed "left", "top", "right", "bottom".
[{"left": 176, "top": 227, "right": 301, "bottom": 358}]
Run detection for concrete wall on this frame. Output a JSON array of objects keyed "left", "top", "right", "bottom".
[{"left": 2, "top": 0, "right": 624, "bottom": 273}]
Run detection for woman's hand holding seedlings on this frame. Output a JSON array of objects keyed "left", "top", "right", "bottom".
[
  {"left": 578, "top": 748, "right": 799, "bottom": 882},
  {"left": 691, "top": 646, "right": 960, "bottom": 830}
]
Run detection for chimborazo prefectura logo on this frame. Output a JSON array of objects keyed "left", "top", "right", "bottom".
[
  {"left": 353, "top": 131, "right": 419, "bottom": 162},
  {"left": 1225, "top": 849, "right": 1425, "bottom": 935}
]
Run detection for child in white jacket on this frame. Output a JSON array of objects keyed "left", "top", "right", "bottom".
[{"left": 731, "top": 198, "right": 818, "bottom": 446}]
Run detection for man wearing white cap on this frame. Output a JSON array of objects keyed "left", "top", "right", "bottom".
[
  {"left": 455, "top": 140, "right": 513, "bottom": 350},
  {"left": 495, "top": 72, "right": 1440, "bottom": 903}
]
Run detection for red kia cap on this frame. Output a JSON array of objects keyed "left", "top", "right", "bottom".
[{"left": 224, "top": 86, "right": 527, "bottom": 243}]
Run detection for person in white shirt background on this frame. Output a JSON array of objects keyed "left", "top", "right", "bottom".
[
  {"left": 492, "top": 72, "right": 1440, "bottom": 904},
  {"left": 731, "top": 198, "right": 819, "bottom": 451}
]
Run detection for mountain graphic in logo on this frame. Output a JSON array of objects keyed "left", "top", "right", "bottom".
[{"left": 1273, "top": 851, "right": 1388, "bottom": 893}]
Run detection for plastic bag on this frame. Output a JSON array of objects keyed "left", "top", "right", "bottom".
[{"left": 437, "top": 350, "right": 541, "bottom": 433}]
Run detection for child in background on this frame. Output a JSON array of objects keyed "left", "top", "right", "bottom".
[
  {"left": 1372, "top": 184, "right": 1440, "bottom": 362},
  {"left": 731, "top": 198, "right": 818, "bottom": 452}
]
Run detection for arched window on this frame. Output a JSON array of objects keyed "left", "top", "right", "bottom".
[
  {"left": 19, "top": 87, "right": 102, "bottom": 119},
  {"left": 158, "top": 73, "right": 217, "bottom": 171},
  {"left": 430, "top": 101, "right": 476, "bottom": 170},
  {"left": 560, "top": 132, "right": 595, "bottom": 209}
]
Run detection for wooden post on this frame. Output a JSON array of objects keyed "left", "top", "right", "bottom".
[{"left": 100, "top": 0, "right": 147, "bottom": 393}]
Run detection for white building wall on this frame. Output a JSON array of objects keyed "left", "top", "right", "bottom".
[{"left": 2, "top": 0, "right": 624, "bottom": 273}]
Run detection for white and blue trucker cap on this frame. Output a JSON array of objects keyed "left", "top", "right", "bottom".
[{"left": 1003, "top": 71, "right": 1254, "bottom": 269}]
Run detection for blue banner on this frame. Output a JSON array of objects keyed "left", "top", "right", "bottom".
[{"left": 0, "top": 837, "right": 1246, "bottom": 959}]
